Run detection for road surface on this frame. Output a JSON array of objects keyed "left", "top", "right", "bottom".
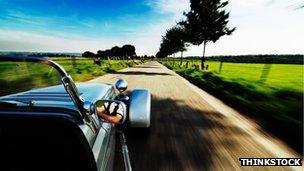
[{"left": 90, "top": 61, "right": 301, "bottom": 171}]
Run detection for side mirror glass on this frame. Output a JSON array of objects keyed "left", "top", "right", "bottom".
[
  {"left": 115, "top": 79, "right": 128, "bottom": 93},
  {"left": 95, "top": 100, "right": 126, "bottom": 124}
]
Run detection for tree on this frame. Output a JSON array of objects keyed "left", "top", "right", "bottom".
[
  {"left": 156, "top": 36, "right": 173, "bottom": 58},
  {"left": 92, "top": 44, "right": 137, "bottom": 60},
  {"left": 111, "top": 46, "right": 123, "bottom": 59},
  {"left": 104, "top": 49, "right": 112, "bottom": 58},
  {"left": 96, "top": 50, "right": 107, "bottom": 59},
  {"left": 165, "top": 26, "right": 189, "bottom": 65},
  {"left": 122, "top": 44, "right": 136, "bottom": 60},
  {"left": 156, "top": 26, "right": 189, "bottom": 65},
  {"left": 82, "top": 51, "right": 95, "bottom": 58},
  {"left": 180, "top": 0, "right": 235, "bottom": 70}
]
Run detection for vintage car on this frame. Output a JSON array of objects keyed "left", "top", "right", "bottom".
[{"left": 0, "top": 56, "right": 151, "bottom": 171}]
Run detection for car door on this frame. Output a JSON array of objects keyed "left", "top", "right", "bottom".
[{"left": 92, "top": 87, "right": 116, "bottom": 171}]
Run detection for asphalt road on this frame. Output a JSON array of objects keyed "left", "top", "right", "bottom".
[{"left": 90, "top": 61, "right": 301, "bottom": 171}]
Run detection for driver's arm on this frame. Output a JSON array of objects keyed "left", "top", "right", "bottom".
[{"left": 96, "top": 103, "right": 123, "bottom": 124}]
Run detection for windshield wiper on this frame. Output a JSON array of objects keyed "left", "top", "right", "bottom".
[{"left": 0, "top": 99, "right": 34, "bottom": 107}]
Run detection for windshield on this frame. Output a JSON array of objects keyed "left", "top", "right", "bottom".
[{"left": 0, "top": 60, "right": 62, "bottom": 97}]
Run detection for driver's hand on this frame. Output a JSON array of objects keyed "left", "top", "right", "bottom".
[{"left": 96, "top": 102, "right": 123, "bottom": 124}]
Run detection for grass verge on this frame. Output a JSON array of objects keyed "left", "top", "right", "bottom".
[
  {"left": 163, "top": 62, "right": 303, "bottom": 154},
  {"left": 0, "top": 59, "right": 143, "bottom": 96},
  {"left": 161, "top": 59, "right": 303, "bottom": 91},
  {"left": 56, "top": 59, "right": 143, "bottom": 82}
]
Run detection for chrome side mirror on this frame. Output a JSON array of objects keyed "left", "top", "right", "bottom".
[
  {"left": 115, "top": 79, "right": 128, "bottom": 93},
  {"left": 95, "top": 100, "right": 127, "bottom": 124}
]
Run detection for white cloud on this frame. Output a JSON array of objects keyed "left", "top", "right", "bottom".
[
  {"left": 0, "top": 29, "right": 121, "bottom": 52},
  {"left": 147, "top": 0, "right": 189, "bottom": 20},
  {"left": 149, "top": 0, "right": 189, "bottom": 13},
  {"left": 130, "top": 21, "right": 173, "bottom": 55},
  {"left": 146, "top": 0, "right": 304, "bottom": 56},
  {"left": 183, "top": 0, "right": 304, "bottom": 56},
  {"left": 0, "top": 23, "right": 169, "bottom": 55}
]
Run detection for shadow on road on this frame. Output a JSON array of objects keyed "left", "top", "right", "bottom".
[
  {"left": 112, "top": 71, "right": 172, "bottom": 76},
  {"left": 114, "top": 96, "right": 245, "bottom": 171}
]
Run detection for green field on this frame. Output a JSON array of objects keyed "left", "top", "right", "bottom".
[
  {"left": 173, "top": 60, "right": 303, "bottom": 92},
  {"left": 0, "top": 59, "right": 141, "bottom": 96},
  {"left": 160, "top": 60, "right": 303, "bottom": 153},
  {"left": 55, "top": 59, "right": 141, "bottom": 82}
]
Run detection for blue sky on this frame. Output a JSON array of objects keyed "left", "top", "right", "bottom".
[
  {"left": 0, "top": 0, "right": 167, "bottom": 38},
  {"left": 0, "top": 0, "right": 303, "bottom": 55}
]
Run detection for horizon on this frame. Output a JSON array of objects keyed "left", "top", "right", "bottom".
[
  {"left": 1, "top": 51, "right": 303, "bottom": 58},
  {"left": 0, "top": 0, "right": 303, "bottom": 56}
]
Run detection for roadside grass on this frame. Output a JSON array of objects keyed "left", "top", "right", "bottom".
[
  {"left": 0, "top": 62, "right": 62, "bottom": 96},
  {"left": 165, "top": 60, "right": 303, "bottom": 92},
  {"left": 0, "top": 59, "right": 142, "bottom": 96},
  {"left": 55, "top": 59, "right": 142, "bottom": 82},
  {"left": 162, "top": 62, "right": 303, "bottom": 154}
]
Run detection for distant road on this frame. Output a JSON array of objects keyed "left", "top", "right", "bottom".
[{"left": 90, "top": 61, "right": 301, "bottom": 171}]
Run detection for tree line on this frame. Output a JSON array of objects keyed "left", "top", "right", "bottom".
[
  {"left": 0, "top": 52, "right": 79, "bottom": 57},
  {"left": 156, "top": 0, "right": 235, "bottom": 70},
  {"left": 82, "top": 44, "right": 136, "bottom": 60}
]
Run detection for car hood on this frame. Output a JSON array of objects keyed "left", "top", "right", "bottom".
[{"left": 0, "top": 83, "right": 113, "bottom": 111}]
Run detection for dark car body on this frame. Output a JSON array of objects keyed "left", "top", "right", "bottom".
[{"left": 0, "top": 56, "right": 151, "bottom": 171}]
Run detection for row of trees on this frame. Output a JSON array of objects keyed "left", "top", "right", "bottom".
[
  {"left": 156, "top": 0, "right": 235, "bottom": 70},
  {"left": 82, "top": 44, "right": 136, "bottom": 60}
]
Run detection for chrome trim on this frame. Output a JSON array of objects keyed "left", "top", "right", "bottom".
[
  {"left": 61, "top": 76, "right": 85, "bottom": 113},
  {"left": 115, "top": 79, "right": 128, "bottom": 93},
  {"left": 128, "top": 89, "right": 151, "bottom": 128},
  {"left": 117, "top": 131, "right": 132, "bottom": 171}
]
